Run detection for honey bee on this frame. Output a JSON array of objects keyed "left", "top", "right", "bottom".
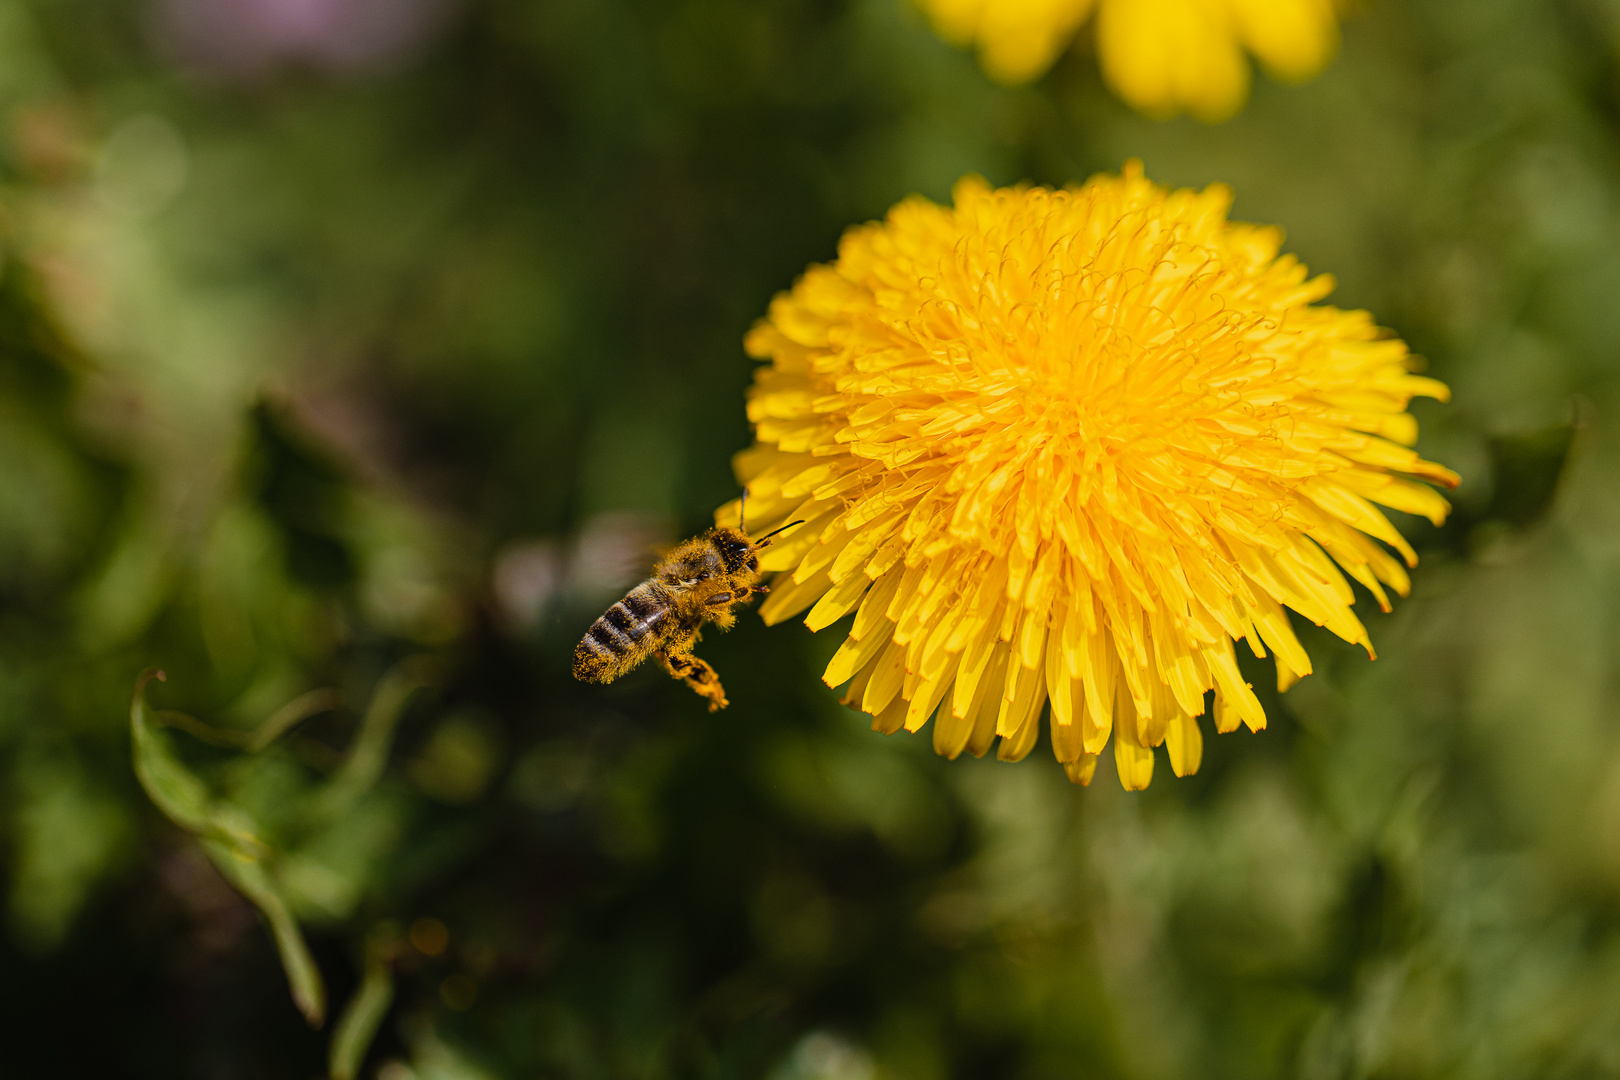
[{"left": 572, "top": 495, "right": 802, "bottom": 711}]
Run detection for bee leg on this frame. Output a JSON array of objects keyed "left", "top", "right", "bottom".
[{"left": 657, "top": 647, "right": 730, "bottom": 711}]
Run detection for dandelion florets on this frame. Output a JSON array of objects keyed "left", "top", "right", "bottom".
[
  {"left": 721, "top": 166, "right": 1456, "bottom": 789},
  {"left": 917, "top": 0, "right": 1341, "bottom": 121}
]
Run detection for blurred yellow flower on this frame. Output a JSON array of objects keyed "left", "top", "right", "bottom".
[
  {"left": 918, "top": 0, "right": 1341, "bottom": 120},
  {"left": 721, "top": 166, "right": 1455, "bottom": 789}
]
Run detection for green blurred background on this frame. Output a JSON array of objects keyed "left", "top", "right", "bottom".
[{"left": 0, "top": 0, "right": 1616, "bottom": 1076}]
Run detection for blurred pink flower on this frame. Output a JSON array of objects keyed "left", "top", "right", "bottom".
[{"left": 155, "top": 0, "right": 456, "bottom": 77}]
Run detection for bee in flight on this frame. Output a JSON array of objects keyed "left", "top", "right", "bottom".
[{"left": 572, "top": 495, "right": 802, "bottom": 711}]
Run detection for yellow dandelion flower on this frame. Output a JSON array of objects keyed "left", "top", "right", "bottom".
[
  {"left": 917, "top": 0, "right": 1341, "bottom": 121},
  {"left": 718, "top": 165, "right": 1457, "bottom": 790}
]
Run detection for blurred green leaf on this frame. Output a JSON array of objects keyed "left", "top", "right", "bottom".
[
  {"left": 147, "top": 687, "right": 343, "bottom": 751},
  {"left": 312, "top": 656, "right": 439, "bottom": 821},
  {"left": 130, "top": 670, "right": 259, "bottom": 851},
  {"left": 7, "top": 749, "right": 131, "bottom": 948},
  {"left": 328, "top": 928, "right": 397, "bottom": 1080},
  {"left": 129, "top": 669, "right": 327, "bottom": 1026},
  {"left": 1485, "top": 421, "right": 1578, "bottom": 527},
  {"left": 249, "top": 688, "right": 346, "bottom": 752},
  {"left": 204, "top": 836, "right": 327, "bottom": 1027},
  {"left": 407, "top": 712, "right": 500, "bottom": 805}
]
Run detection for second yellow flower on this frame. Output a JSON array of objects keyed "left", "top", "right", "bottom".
[{"left": 919, "top": 0, "right": 1341, "bottom": 120}]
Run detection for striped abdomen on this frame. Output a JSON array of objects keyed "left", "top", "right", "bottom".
[{"left": 573, "top": 580, "right": 669, "bottom": 683}]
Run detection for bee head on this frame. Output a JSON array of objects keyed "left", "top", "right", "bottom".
[{"left": 711, "top": 527, "right": 756, "bottom": 573}]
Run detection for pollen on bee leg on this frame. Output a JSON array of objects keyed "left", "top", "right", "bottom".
[{"left": 658, "top": 649, "right": 731, "bottom": 711}]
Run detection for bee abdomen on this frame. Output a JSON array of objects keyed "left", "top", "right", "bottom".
[{"left": 572, "top": 581, "right": 668, "bottom": 683}]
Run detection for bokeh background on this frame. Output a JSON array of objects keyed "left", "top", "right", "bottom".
[{"left": 1, "top": 0, "right": 1617, "bottom": 1076}]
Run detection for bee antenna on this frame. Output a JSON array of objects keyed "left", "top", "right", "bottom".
[
  {"left": 755, "top": 519, "right": 805, "bottom": 544},
  {"left": 739, "top": 488, "right": 748, "bottom": 534}
]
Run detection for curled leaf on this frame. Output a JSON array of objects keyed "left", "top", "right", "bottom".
[{"left": 129, "top": 668, "right": 327, "bottom": 1026}]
